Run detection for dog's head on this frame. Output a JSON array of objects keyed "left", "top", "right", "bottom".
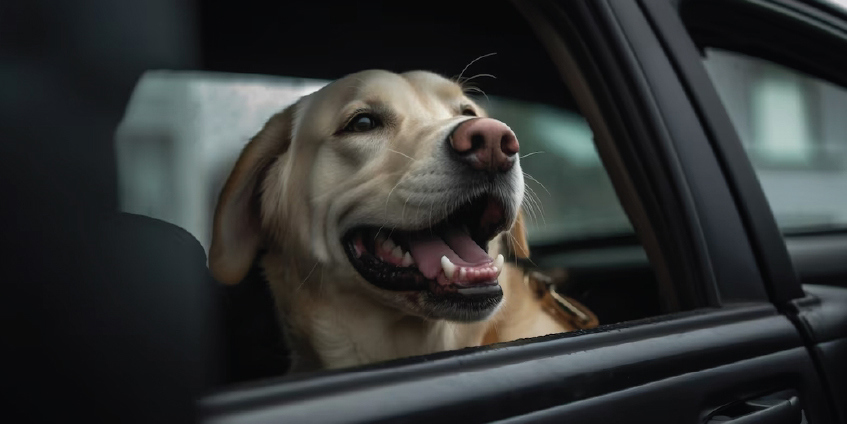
[{"left": 210, "top": 70, "right": 529, "bottom": 322}]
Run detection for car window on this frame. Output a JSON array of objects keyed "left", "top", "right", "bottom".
[
  {"left": 113, "top": 0, "right": 697, "bottom": 384},
  {"left": 701, "top": 49, "right": 847, "bottom": 233}
]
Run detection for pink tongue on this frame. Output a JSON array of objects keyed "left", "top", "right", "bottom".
[{"left": 407, "top": 227, "right": 492, "bottom": 280}]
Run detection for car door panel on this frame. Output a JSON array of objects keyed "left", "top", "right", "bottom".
[
  {"left": 202, "top": 306, "right": 813, "bottom": 424},
  {"left": 645, "top": 0, "right": 847, "bottom": 422},
  {"left": 495, "top": 348, "right": 826, "bottom": 424},
  {"left": 794, "top": 284, "right": 847, "bottom": 422}
]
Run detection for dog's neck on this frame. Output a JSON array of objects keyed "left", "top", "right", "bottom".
[{"left": 261, "top": 250, "right": 490, "bottom": 372}]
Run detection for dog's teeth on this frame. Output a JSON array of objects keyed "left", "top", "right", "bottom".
[
  {"left": 391, "top": 245, "right": 403, "bottom": 259},
  {"left": 382, "top": 238, "right": 396, "bottom": 253},
  {"left": 441, "top": 256, "right": 457, "bottom": 279},
  {"left": 401, "top": 252, "right": 414, "bottom": 266},
  {"left": 460, "top": 267, "right": 467, "bottom": 280},
  {"left": 493, "top": 254, "right": 504, "bottom": 271}
]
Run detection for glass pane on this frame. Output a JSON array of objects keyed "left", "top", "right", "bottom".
[{"left": 702, "top": 49, "right": 847, "bottom": 233}]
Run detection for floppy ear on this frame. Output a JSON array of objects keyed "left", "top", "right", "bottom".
[
  {"left": 507, "top": 209, "right": 531, "bottom": 259},
  {"left": 209, "top": 105, "right": 296, "bottom": 285}
]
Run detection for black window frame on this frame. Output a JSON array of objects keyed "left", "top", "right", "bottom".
[{"left": 662, "top": 0, "right": 847, "bottom": 299}]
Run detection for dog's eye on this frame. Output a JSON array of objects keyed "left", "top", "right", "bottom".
[
  {"left": 461, "top": 108, "right": 477, "bottom": 117},
  {"left": 344, "top": 114, "right": 379, "bottom": 132}
]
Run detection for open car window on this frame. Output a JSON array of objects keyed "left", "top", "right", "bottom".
[{"left": 112, "top": 0, "right": 716, "bottom": 387}]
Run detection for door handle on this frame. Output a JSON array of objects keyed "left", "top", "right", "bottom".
[{"left": 706, "top": 395, "right": 803, "bottom": 424}]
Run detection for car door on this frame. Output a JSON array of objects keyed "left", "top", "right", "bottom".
[
  {"left": 198, "top": 1, "right": 838, "bottom": 423},
  {"left": 650, "top": 0, "right": 847, "bottom": 421}
]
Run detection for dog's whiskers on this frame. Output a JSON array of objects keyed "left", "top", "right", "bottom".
[
  {"left": 520, "top": 151, "right": 546, "bottom": 159},
  {"left": 523, "top": 172, "right": 551, "bottom": 196},
  {"left": 296, "top": 260, "right": 320, "bottom": 293},
  {"left": 508, "top": 232, "right": 536, "bottom": 267},
  {"left": 522, "top": 186, "right": 545, "bottom": 226},
  {"left": 461, "top": 73, "right": 497, "bottom": 84},
  {"left": 428, "top": 198, "right": 435, "bottom": 235},
  {"left": 386, "top": 148, "right": 416, "bottom": 162},
  {"left": 455, "top": 52, "right": 497, "bottom": 84},
  {"left": 462, "top": 85, "right": 490, "bottom": 104}
]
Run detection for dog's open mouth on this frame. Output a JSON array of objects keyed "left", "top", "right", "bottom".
[{"left": 343, "top": 194, "right": 509, "bottom": 297}]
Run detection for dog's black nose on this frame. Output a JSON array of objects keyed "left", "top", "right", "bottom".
[{"left": 448, "top": 118, "right": 519, "bottom": 173}]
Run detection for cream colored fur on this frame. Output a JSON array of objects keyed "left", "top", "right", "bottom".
[{"left": 210, "top": 70, "right": 568, "bottom": 373}]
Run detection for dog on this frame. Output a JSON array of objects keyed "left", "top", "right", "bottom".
[{"left": 209, "top": 70, "right": 571, "bottom": 373}]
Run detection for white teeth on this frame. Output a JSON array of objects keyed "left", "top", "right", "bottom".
[
  {"left": 382, "top": 238, "right": 396, "bottom": 252},
  {"left": 493, "top": 254, "right": 504, "bottom": 271},
  {"left": 460, "top": 267, "right": 467, "bottom": 280},
  {"left": 391, "top": 245, "right": 404, "bottom": 259},
  {"left": 441, "top": 256, "right": 457, "bottom": 279},
  {"left": 402, "top": 252, "right": 414, "bottom": 266}
]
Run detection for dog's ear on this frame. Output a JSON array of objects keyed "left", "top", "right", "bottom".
[
  {"left": 209, "top": 105, "right": 296, "bottom": 285},
  {"left": 507, "top": 209, "right": 531, "bottom": 259}
]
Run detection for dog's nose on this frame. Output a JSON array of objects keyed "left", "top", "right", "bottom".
[{"left": 448, "top": 118, "right": 519, "bottom": 173}]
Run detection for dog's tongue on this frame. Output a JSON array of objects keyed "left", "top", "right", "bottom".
[{"left": 407, "top": 226, "right": 492, "bottom": 281}]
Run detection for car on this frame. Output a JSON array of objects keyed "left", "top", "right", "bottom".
[{"left": 6, "top": 0, "right": 846, "bottom": 423}]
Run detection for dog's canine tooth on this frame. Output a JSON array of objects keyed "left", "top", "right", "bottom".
[
  {"left": 493, "top": 254, "right": 504, "bottom": 271},
  {"left": 382, "top": 238, "right": 396, "bottom": 253},
  {"left": 391, "top": 245, "right": 403, "bottom": 259},
  {"left": 441, "top": 256, "right": 457, "bottom": 279},
  {"left": 401, "top": 252, "right": 414, "bottom": 266}
]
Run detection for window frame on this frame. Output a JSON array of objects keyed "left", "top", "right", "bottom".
[
  {"left": 642, "top": 0, "right": 812, "bottom": 304},
  {"left": 569, "top": 0, "right": 772, "bottom": 305},
  {"left": 656, "top": 0, "right": 847, "bottom": 302}
]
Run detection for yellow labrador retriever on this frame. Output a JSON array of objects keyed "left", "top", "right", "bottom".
[{"left": 210, "top": 70, "right": 569, "bottom": 373}]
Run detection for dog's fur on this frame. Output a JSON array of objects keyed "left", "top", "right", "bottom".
[{"left": 210, "top": 70, "right": 568, "bottom": 372}]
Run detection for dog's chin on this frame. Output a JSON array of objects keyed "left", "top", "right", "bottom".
[{"left": 341, "top": 193, "right": 512, "bottom": 322}]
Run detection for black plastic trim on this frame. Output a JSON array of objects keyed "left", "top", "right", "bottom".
[
  {"left": 787, "top": 234, "right": 847, "bottom": 288},
  {"left": 594, "top": 0, "right": 769, "bottom": 303},
  {"left": 642, "top": 0, "right": 805, "bottom": 304},
  {"left": 680, "top": 0, "right": 847, "bottom": 91},
  {"left": 526, "top": 0, "right": 714, "bottom": 311},
  {"left": 201, "top": 305, "right": 797, "bottom": 423},
  {"left": 492, "top": 348, "right": 831, "bottom": 424}
]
